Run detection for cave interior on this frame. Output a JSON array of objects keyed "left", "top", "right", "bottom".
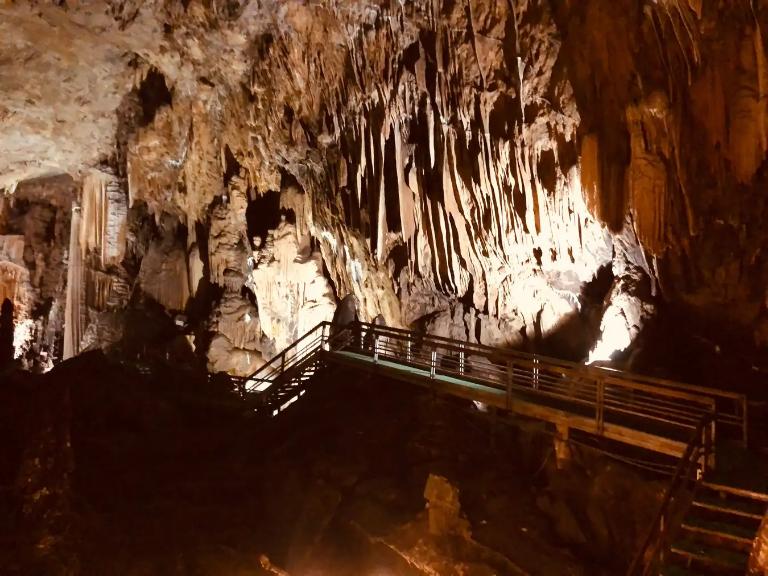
[{"left": 1, "top": 1, "right": 768, "bottom": 575}]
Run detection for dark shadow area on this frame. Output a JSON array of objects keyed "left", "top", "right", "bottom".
[
  {"left": 630, "top": 304, "right": 768, "bottom": 399},
  {"left": 0, "top": 298, "right": 14, "bottom": 370},
  {"left": 222, "top": 145, "right": 241, "bottom": 187},
  {"left": 383, "top": 133, "right": 402, "bottom": 233},
  {"left": 137, "top": 68, "right": 173, "bottom": 126},
  {"left": 246, "top": 191, "right": 281, "bottom": 243},
  {"left": 121, "top": 292, "right": 202, "bottom": 371},
  {"left": 0, "top": 355, "right": 658, "bottom": 575}
]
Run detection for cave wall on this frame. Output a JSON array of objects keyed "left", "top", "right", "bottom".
[
  {"left": 2, "top": 0, "right": 768, "bottom": 376},
  {"left": 0, "top": 176, "right": 74, "bottom": 370}
]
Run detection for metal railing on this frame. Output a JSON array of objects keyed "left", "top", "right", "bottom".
[
  {"left": 344, "top": 322, "right": 725, "bottom": 447},
  {"left": 227, "top": 321, "right": 741, "bottom": 574},
  {"left": 232, "top": 323, "right": 350, "bottom": 414},
  {"left": 231, "top": 321, "right": 747, "bottom": 450},
  {"left": 625, "top": 414, "right": 714, "bottom": 576}
]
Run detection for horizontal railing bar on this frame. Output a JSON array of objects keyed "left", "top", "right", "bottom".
[
  {"left": 359, "top": 331, "right": 727, "bottom": 408},
  {"left": 247, "top": 322, "right": 329, "bottom": 380},
  {"left": 353, "top": 321, "right": 746, "bottom": 401},
  {"left": 353, "top": 343, "right": 717, "bottom": 419}
]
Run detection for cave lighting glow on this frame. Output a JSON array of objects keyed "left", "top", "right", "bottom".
[
  {"left": 13, "top": 318, "right": 34, "bottom": 359},
  {"left": 587, "top": 308, "right": 632, "bottom": 365}
]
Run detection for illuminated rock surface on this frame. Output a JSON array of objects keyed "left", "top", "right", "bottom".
[
  {"left": 1, "top": 0, "right": 768, "bottom": 380},
  {"left": 3, "top": 4, "right": 768, "bottom": 574},
  {"left": 0, "top": 1, "right": 767, "bottom": 378}
]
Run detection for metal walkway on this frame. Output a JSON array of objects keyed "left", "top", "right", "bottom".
[
  {"left": 232, "top": 321, "right": 762, "bottom": 575},
  {"left": 235, "top": 321, "right": 749, "bottom": 461}
]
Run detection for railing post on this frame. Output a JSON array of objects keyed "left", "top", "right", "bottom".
[
  {"left": 406, "top": 340, "right": 412, "bottom": 363},
  {"left": 459, "top": 344, "right": 465, "bottom": 376},
  {"left": 373, "top": 335, "right": 379, "bottom": 363},
  {"left": 658, "top": 514, "right": 666, "bottom": 567},
  {"left": 430, "top": 349, "right": 437, "bottom": 379},
  {"left": 533, "top": 357, "right": 539, "bottom": 390},
  {"left": 596, "top": 378, "right": 604, "bottom": 435},
  {"left": 742, "top": 396, "right": 749, "bottom": 448},
  {"left": 706, "top": 416, "right": 716, "bottom": 473}
]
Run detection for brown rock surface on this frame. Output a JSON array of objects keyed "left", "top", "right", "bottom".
[{"left": 0, "top": 1, "right": 767, "bottom": 379}]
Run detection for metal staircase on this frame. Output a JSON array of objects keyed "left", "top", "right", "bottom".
[
  {"left": 235, "top": 322, "right": 343, "bottom": 417},
  {"left": 663, "top": 481, "right": 767, "bottom": 575}
]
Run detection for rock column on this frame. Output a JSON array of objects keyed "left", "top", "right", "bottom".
[{"left": 63, "top": 205, "right": 82, "bottom": 360}]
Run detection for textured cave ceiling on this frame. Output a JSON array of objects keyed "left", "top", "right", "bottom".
[{"left": 1, "top": 0, "right": 768, "bottom": 380}]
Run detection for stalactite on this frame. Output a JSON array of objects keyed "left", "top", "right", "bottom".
[
  {"left": 730, "top": 23, "right": 768, "bottom": 183},
  {"left": 63, "top": 205, "right": 82, "bottom": 360},
  {"left": 80, "top": 171, "right": 127, "bottom": 269},
  {"left": 0, "top": 263, "right": 25, "bottom": 310}
]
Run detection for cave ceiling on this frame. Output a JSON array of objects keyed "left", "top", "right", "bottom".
[{"left": 1, "top": 0, "right": 768, "bottom": 376}]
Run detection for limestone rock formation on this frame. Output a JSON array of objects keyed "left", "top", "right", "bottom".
[
  {"left": 424, "top": 474, "right": 471, "bottom": 538},
  {"left": 207, "top": 291, "right": 262, "bottom": 376},
  {"left": 247, "top": 219, "right": 336, "bottom": 355},
  {"left": 0, "top": 176, "right": 74, "bottom": 369},
  {"left": 1, "top": 0, "right": 768, "bottom": 380}
]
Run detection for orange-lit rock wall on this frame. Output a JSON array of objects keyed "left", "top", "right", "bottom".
[{"left": 3, "top": 0, "right": 768, "bottom": 372}]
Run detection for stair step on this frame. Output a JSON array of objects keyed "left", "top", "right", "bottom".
[
  {"left": 693, "top": 493, "right": 766, "bottom": 521},
  {"left": 680, "top": 516, "right": 755, "bottom": 551},
  {"left": 670, "top": 537, "right": 749, "bottom": 575},
  {"left": 659, "top": 563, "right": 699, "bottom": 576},
  {"left": 701, "top": 481, "right": 768, "bottom": 504}
]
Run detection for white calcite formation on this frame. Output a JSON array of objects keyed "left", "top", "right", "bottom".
[
  {"left": 207, "top": 290, "right": 262, "bottom": 376},
  {"left": 2, "top": 1, "right": 768, "bottom": 374},
  {"left": 247, "top": 219, "right": 336, "bottom": 355},
  {"left": 65, "top": 171, "right": 131, "bottom": 359}
]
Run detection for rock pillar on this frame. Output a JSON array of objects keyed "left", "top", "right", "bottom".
[{"left": 63, "top": 205, "right": 82, "bottom": 360}]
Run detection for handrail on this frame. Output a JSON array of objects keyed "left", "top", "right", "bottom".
[
  {"left": 246, "top": 322, "right": 328, "bottom": 382},
  {"left": 625, "top": 413, "right": 714, "bottom": 576},
  {"left": 233, "top": 321, "right": 744, "bottom": 452},
  {"left": 228, "top": 321, "right": 737, "bottom": 572},
  {"left": 348, "top": 321, "right": 748, "bottom": 443},
  {"left": 353, "top": 321, "right": 745, "bottom": 399}
]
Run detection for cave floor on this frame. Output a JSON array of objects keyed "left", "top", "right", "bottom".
[{"left": 1, "top": 353, "right": 624, "bottom": 576}]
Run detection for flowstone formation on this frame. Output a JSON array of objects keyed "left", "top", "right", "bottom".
[
  {"left": 1, "top": 1, "right": 768, "bottom": 379},
  {"left": 246, "top": 212, "right": 336, "bottom": 356}
]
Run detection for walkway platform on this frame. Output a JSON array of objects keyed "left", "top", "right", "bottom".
[{"left": 327, "top": 350, "right": 692, "bottom": 458}]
